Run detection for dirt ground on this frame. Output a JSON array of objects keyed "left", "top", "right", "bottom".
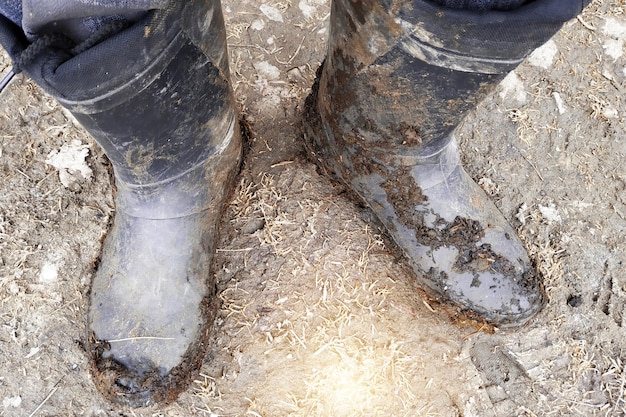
[{"left": 1, "top": 0, "right": 625, "bottom": 416}]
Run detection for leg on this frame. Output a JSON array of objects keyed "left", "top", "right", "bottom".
[
  {"left": 0, "top": 0, "right": 239, "bottom": 406},
  {"left": 304, "top": 0, "right": 591, "bottom": 327}
]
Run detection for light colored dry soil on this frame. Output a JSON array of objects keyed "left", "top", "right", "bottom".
[{"left": 1, "top": 0, "right": 625, "bottom": 416}]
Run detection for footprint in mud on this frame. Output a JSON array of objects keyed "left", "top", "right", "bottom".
[
  {"left": 592, "top": 260, "right": 626, "bottom": 328},
  {"left": 468, "top": 337, "right": 535, "bottom": 414}
]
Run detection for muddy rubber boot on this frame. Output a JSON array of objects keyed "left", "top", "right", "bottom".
[
  {"left": 1, "top": 1, "right": 240, "bottom": 406},
  {"left": 304, "top": 0, "right": 589, "bottom": 327}
]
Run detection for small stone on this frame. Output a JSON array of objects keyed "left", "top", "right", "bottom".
[
  {"left": 2, "top": 396, "right": 21, "bottom": 408},
  {"left": 478, "top": 177, "right": 498, "bottom": 196},
  {"left": 499, "top": 72, "right": 527, "bottom": 105},
  {"left": 255, "top": 61, "right": 281, "bottom": 81},
  {"left": 528, "top": 40, "right": 558, "bottom": 69},
  {"left": 602, "top": 18, "right": 626, "bottom": 60},
  {"left": 299, "top": 0, "right": 317, "bottom": 18},
  {"left": 260, "top": 4, "right": 284, "bottom": 22},
  {"left": 39, "top": 262, "right": 58, "bottom": 284},
  {"left": 8, "top": 281, "right": 19, "bottom": 295},
  {"left": 45, "top": 140, "right": 93, "bottom": 188},
  {"left": 538, "top": 203, "right": 562, "bottom": 224},
  {"left": 250, "top": 19, "right": 265, "bottom": 31}
]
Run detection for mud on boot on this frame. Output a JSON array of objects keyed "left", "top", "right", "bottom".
[{"left": 303, "top": 0, "right": 590, "bottom": 327}]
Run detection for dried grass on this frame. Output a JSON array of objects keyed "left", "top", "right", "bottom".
[{"left": 199, "top": 168, "right": 441, "bottom": 416}]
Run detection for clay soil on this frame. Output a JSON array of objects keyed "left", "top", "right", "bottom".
[{"left": 1, "top": 0, "right": 626, "bottom": 416}]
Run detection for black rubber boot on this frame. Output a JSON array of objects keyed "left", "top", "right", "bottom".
[
  {"left": 304, "top": 0, "right": 590, "bottom": 327},
  {"left": 1, "top": 1, "right": 240, "bottom": 406}
]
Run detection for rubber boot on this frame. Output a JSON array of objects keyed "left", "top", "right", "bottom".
[
  {"left": 1, "top": 1, "right": 240, "bottom": 406},
  {"left": 304, "top": 0, "right": 590, "bottom": 327}
]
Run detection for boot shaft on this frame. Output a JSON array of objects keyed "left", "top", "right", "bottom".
[
  {"left": 2, "top": 0, "right": 236, "bottom": 188},
  {"left": 61, "top": 1, "right": 234, "bottom": 186},
  {"left": 319, "top": 0, "right": 591, "bottom": 155}
]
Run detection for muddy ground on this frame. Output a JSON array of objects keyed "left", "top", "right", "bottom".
[{"left": 1, "top": 0, "right": 625, "bottom": 416}]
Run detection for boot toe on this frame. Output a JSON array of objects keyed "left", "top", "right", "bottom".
[
  {"left": 88, "top": 212, "right": 215, "bottom": 406},
  {"left": 439, "top": 253, "right": 544, "bottom": 326},
  {"left": 89, "top": 344, "right": 189, "bottom": 407}
]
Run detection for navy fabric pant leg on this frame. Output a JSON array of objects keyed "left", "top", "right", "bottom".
[
  {"left": 0, "top": 0, "right": 529, "bottom": 34},
  {"left": 0, "top": 0, "right": 169, "bottom": 43},
  {"left": 431, "top": 0, "right": 529, "bottom": 11}
]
